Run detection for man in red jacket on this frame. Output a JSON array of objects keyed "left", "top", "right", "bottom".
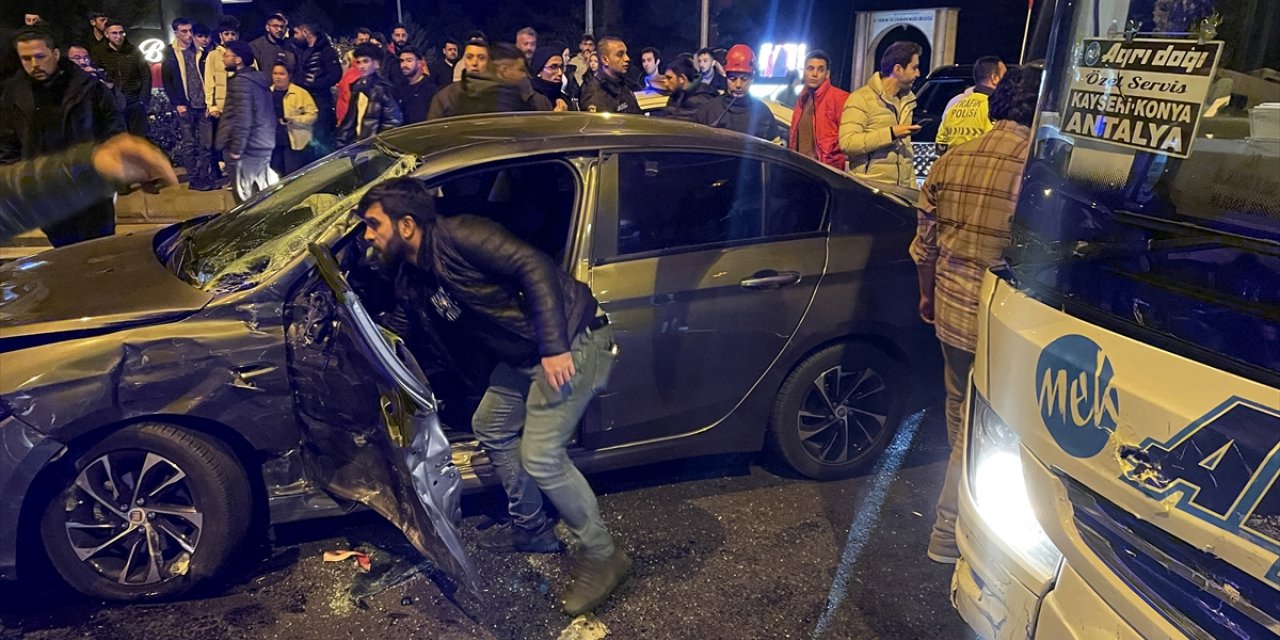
[{"left": 788, "top": 50, "right": 848, "bottom": 170}]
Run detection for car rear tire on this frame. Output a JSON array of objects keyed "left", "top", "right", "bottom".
[
  {"left": 39, "top": 423, "right": 252, "bottom": 601},
  {"left": 767, "top": 342, "right": 908, "bottom": 480}
]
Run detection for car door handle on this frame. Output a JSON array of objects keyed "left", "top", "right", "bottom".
[{"left": 740, "top": 270, "right": 801, "bottom": 289}]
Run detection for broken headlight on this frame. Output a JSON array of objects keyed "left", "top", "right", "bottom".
[{"left": 967, "top": 388, "right": 1063, "bottom": 578}]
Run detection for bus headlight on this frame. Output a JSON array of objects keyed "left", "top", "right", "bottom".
[{"left": 968, "top": 390, "right": 1063, "bottom": 577}]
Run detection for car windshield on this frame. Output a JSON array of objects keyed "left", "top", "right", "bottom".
[
  {"left": 167, "top": 142, "right": 418, "bottom": 293},
  {"left": 1008, "top": 0, "right": 1280, "bottom": 379}
]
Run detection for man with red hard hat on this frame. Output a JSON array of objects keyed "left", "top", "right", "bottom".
[{"left": 693, "top": 44, "right": 781, "bottom": 141}]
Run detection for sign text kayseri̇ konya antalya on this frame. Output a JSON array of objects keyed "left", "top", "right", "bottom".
[{"left": 1062, "top": 38, "right": 1222, "bottom": 159}]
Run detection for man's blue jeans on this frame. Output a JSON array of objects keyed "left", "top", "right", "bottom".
[{"left": 472, "top": 324, "right": 618, "bottom": 559}]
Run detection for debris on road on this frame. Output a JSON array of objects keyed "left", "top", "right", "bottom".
[
  {"left": 323, "top": 550, "right": 372, "bottom": 573},
  {"left": 557, "top": 614, "right": 610, "bottom": 640}
]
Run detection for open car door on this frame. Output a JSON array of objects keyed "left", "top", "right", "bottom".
[{"left": 286, "top": 242, "right": 477, "bottom": 598}]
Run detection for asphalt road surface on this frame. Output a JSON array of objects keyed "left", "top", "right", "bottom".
[{"left": 0, "top": 406, "right": 976, "bottom": 640}]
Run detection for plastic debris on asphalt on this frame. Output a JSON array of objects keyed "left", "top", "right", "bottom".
[
  {"left": 557, "top": 614, "right": 610, "bottom": 640},
  {"left": 323, "top": 549, "right": 372, "bottom": 573}
]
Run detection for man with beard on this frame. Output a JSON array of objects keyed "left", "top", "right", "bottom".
[
  {"left": 694, "top": 44, "right": 780, "bottom": 140},
  {"left": 0, "top": 27, "right": 124, "bottom": 246},
  {"left": 427, "top": 42, "right": 551, "bottom": 119},
  {"left": 838, "top": 41, "right": 921, "bottom": 187},
  {"left": 657, "top": 56, "right": 716, "bottom": 122},
  {"left": 395, "top": 46, "right": 437, "bottom": 124},
  {"left": 566, "top": 33, "right": 594, "bottom": 90},
  {"left": 250, "top": 13, "right": 296, "bottom": 78},
  {"left": 429, "top": 37, "right": 459, "bottom": 88},
  {"left": 336, "top": 42, "right": 402, "bottom": 145},
  {"left": 515, "top": 27, "right": 537, "bottom": 64},
  {"left": 386, "top": 24, "right": 411, "bottom": 84},
  {"left": 357, "top": 177, "right": 631, "bottom": 615},
  {"left": 291, "top": 21, "right": 341, "bottom": 152},
  {"left": 93, "top": 20, "right": 151, "bottom": 136},
  {"left": 216, "top": 40, "right": 275, "bottom": 202},
  {"left": 580, "top": 36, "right": 638, "bottom": 115},
  {"left": 529, "top": 46, "right": 568, "bottom": 111}
]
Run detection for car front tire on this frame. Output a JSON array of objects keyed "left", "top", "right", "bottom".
[
  {"left": 767, "top": 342, "right": 908, "bottom": 480},
  {"left": 39, "top": 423, "right": 252, "bottom": 601}
]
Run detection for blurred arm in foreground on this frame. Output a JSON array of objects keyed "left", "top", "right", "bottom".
[{"left": 0, "top": 134, "right": 177, "bottom": 242}]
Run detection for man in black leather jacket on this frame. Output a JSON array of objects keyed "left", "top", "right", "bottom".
[
  {"left": 358, "top": 178, "right": 630, "bottom": 616},
  {"left": 337, "top": 43, "right": 402, "bottom": 145}
]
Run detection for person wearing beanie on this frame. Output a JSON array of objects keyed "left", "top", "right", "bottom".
[{"left": 529, "top": 46, "right": 567, "bottom": 110}]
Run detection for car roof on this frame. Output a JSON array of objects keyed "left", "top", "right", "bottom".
[
  {"left": 379, "top": 111, "right": 799, "bottom": 167},
  {"left": 924, "top": 64, "right": 974, "bottom": 80}
]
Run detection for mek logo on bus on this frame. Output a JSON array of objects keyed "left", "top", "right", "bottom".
[{"left": 1036, "top": 334, "right": 1120, "bottom": 458}]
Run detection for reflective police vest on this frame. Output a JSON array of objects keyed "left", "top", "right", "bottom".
[{"left": 936, "top": 91, "right": 992, "bottom": 151}]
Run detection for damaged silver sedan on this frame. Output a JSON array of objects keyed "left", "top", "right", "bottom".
[{"left": 0, "top": 113, "right": 928, "bottom": 601}]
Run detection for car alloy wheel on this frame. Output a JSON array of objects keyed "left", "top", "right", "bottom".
[
  {"left": 768, "top": 342, "right": 907, "bottom": 480},
  {"left": 798, "top": 364, "right": 892, "bottom": 465},
  {"left": 40, "top": 423, "right": 252, "bottom": 601},
  {"left": 58, "top": 450, "right": 203, "bottom": 587}
]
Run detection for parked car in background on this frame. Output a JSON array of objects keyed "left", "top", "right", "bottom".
[{"left": 0, "top": 113, "right": 930, "bottom": 602}]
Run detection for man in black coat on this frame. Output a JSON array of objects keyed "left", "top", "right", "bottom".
[
  {"left": 657, "top": 57, "right": 718, "bottom": 122},
  {"left": 336, "top": 43, "right": 402, "bottom": 145},
  {"left": 427, "top": 43, "right": 552, "bottom": 120},
  {"left": 428, "top": 38, "right": 459, "bottom": 88},
  {"left": 395, "top": 46, "right": 437, "bottom": 125},
  {"left": 579, "top": 36, "right": 639, "bottom": 115},
  {"left": 0, "top": 28, "right": 124, "bottom": 246},
  {"left": 358, "top": 178, "right": 630, "bottom": 616},
  {"left": 694, "top": 45, "right": 782, "bottom": 141},
  {"left": 529, "top": 46, "right": 568, "bottom": 111},
  {"left": 216, "top": 41, "right": 276, "bottom": 203},
  {"left": 291, "top": 22, "right": 341, "bottom": 153},
  {"left": 249, "top": 13, "right": 296, "bottom": 77},
  {"left": 91, "top": 20, "right": 151, "bottom": 137}
]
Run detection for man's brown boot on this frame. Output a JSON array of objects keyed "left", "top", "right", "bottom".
[{"left": 561, "top": 547, "right": 631, "bottom": 615}]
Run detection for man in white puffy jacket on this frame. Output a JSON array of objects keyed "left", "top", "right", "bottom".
[{"left": 839, "top": 41, "right": 922, "bottom": 188}]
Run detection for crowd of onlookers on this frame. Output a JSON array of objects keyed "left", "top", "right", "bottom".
[{"left": 2, "top": 9, "right": 1015, "bottom": 259}]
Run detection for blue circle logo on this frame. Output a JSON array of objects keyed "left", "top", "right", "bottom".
[{"left": 1035, "top": 335, "right": 1120, "bottom": 458}]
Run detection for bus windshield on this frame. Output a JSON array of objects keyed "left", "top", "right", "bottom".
[{"left": 1008, "top": 0, "right": 1280, "bottom": 382}]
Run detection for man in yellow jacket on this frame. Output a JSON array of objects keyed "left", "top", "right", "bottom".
[
  {"left": 838, "top": 42, "right": 922, "bottom": 188},
  {"left": 935, "top": 56, "right": 1006, "bottom": 153}
]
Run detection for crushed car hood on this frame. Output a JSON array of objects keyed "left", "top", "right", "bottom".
[{"left": 0, "top": 229, "right": 213, "bottom": 349}]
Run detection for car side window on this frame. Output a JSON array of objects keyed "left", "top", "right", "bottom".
[
  {"left": 614, "top": 153, "right": 827, "bottom": 257},
  {"left": 616, "top": 152, "right": 765, "bottom": 256},
  {"left": 765, "top": 164, "right": 828, "bottom": 236},
  {"left": 430, "top": 160, "right": 579, "bottom": 262}
]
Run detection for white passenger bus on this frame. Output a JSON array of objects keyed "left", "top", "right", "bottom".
[{"left": 952, "top": 0, "right": 1280, "bottom": 637}]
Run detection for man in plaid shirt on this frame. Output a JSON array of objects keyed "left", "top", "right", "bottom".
[{"left": 910, "top": 66, "right": 1043, "bottom": 563}]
